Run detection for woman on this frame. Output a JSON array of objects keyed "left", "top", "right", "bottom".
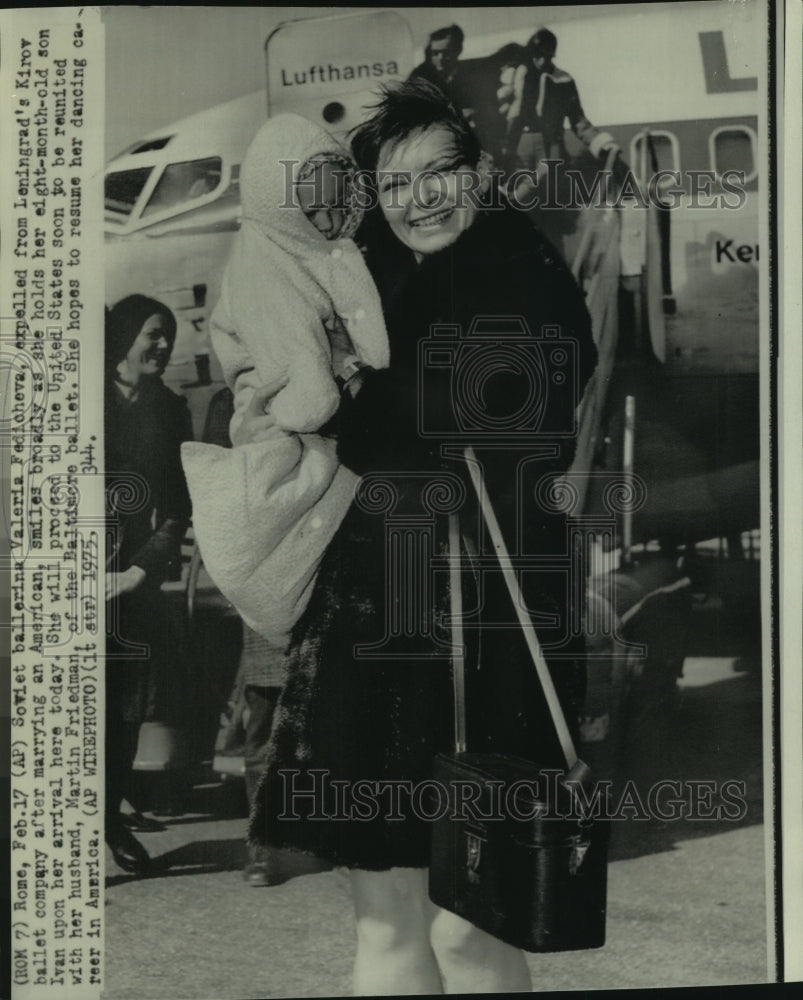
[
  {"left": 245, "top": 81, "right": 597, "bottom": 994},
  {"left": 105, "top": 295, "right": 193, "bottom": 873}
]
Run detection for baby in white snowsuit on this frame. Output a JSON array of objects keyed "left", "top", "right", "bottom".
[
  {"left": 182, "top": 114, "right": 388, "bottom": 644},
  {"left": 213, "top": 112, "right": 388, "bottom": 435}
]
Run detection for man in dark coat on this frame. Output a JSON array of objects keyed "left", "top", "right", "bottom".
[
  {"left": 408, "top": 24, "right": 473, "bottom": 115},
  {"left": 499, "top": 26, "right": 619, "bottom": 174}
]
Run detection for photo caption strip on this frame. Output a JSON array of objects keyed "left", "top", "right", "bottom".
[{"left": 1, "top": 9, "right": 105, "bottom": 999}]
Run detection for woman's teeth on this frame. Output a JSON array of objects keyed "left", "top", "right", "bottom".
[{"left": 410, "top": 208, "right": 453, "bottom": 229}]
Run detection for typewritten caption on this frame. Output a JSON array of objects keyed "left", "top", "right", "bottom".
[{"left": 3, "top": 10, "right": 105, "bottom": 998}]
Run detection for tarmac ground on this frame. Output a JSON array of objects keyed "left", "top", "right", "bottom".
[{"left": 102, "top": 561, "right": 768, "bottom": 999}]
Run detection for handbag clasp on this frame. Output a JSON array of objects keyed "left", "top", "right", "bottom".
[
  {"left": 466, "top": 831, "right": 484, "bottom": 882},
  {"left": 569, "top": 834, "right": 590, "bottom": 875}
]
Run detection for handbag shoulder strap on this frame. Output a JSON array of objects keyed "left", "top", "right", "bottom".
[
  {"left": 448, "top": 513, "right": 468, "bottom": 755},
  {"left": 459, "top": 446, "right": 579, "bottom": 771}
]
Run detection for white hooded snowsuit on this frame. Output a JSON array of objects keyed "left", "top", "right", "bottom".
[{"left": 181, "top": 114, "right": 388, "bottom": 644}]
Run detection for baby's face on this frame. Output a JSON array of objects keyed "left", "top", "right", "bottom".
[{"left": 297, "top": 161, "right": 350, "bottom": 240}]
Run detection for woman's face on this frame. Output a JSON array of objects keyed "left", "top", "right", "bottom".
[
  {"left": 122, "top": 313, "right": 171, "bottom": 382},
  {"left": 376, "top": 126, "right": 481, "bottom": 258}
]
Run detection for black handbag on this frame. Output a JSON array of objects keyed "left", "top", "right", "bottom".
[{"left": 428, "top": 447, "right": 609, "bottom": 953}]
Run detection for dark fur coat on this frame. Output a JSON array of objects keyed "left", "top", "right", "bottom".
[{"left": 249, "top": 205, "right": 597, "bottom": 869}]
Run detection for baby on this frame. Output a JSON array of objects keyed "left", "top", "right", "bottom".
[
  {"left": 182, "top": 114, "right": 388, "bottom": 644},
  {"left": 211, "top": 112, "right": 388, "bottom": 436}
]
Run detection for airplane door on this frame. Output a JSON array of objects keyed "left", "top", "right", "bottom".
[{"left": 265, "top": 10, "right": 414, "bottom": 139}]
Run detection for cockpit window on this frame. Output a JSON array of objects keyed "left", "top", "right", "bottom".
[
  {"left": 105, "top": 166, "right": 154, "bottom": 218},
  {"left": 130, "top": 136, "right": 173, "bottom": 154},
  {"left": 141, "top": 157, "right": 223, "bottom": 217}
]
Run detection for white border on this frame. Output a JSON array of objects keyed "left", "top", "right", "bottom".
[
  {"left": 780, "top": 0, "right": 803, "bottom": 984},
  {"left": 760, "top": 0, "right": 778, "bottom": 979}
]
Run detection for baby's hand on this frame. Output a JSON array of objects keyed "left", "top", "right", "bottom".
[
  {"left": 231, "top": 378, "right": 290, "bottom": 446},
  {"left": 326, "top": 314, "right": 357, "bottom": 378}
]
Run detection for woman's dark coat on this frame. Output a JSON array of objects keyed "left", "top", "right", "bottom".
[{"left": 104, "top": 378, "right": 192, "bottom": 732}]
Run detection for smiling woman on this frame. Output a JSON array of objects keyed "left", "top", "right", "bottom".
[
  {"left": 119, "top": 312, "right": 173, "bottom": 381},
  {"left": 246, "top": 78, "right": 597, "bottom": 995},
  {"left": 376, "top": 125, "right": 485, "bottom": 257}
]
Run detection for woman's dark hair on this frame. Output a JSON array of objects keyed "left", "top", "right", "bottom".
[
  {"left": 350, "top": 78, "right": 481, "bottom": 176},
  {"left": 106, "top": 294, "right": 177, "bottom": 372}
]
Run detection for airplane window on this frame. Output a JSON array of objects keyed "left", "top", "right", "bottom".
[
  {"left": 630, "top": 131, "right": 680, "bottom": 184},
  {"left": 104, "top": 167, "right": 155, "bottom": 218},
  {"left": 711, "top": 127, "right": 755, "bottom": 180},
  {"left": 141, "top": 157, "right": 223, "bottom": 217}
]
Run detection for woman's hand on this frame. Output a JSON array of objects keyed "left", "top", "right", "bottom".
[
  {"left": 230, "top": 379, "right": 289, "bottom": 447},
  {"left": 105, "top": 565, "right": 146, "bottom": 601}
]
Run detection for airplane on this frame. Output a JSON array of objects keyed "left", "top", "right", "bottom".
[
  {"left": 104, "top": 9, "right": 415, "bottom": 383},
  {"left": 104, "top": 3, "right": 760, "bottom": 373},
  {"left": 104, "top": 3, "right": 763, "bottom": 545},
  {"left": 104, "top": 4, "right": 764, "bottom": 780}
]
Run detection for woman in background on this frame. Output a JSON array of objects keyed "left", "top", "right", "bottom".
[{"left": 104, "top": 295, "right": 193, "bottom": 873}]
